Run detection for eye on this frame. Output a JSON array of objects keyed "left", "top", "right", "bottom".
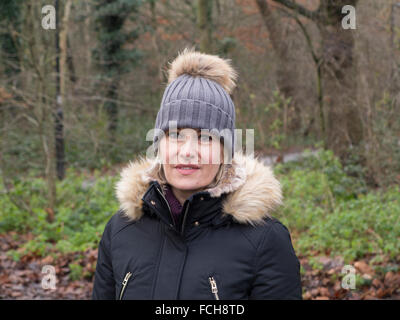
[
  {"left": 167, "top": 131, "right": 179, "bottom": 139},
  {"left": 199, "top": 133, "right": 213, "bottom": 143},
  {"left": 168, "top": 131, "right": 186, "bottom": 141}
]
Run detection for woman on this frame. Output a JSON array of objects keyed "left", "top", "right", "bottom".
[{"left": 92, "top": 48, "right": 302, "bottom": 300}]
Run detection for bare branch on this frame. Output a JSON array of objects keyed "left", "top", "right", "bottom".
[
  {"left": 278, "top": 7, "right": 320, "bottom": 64},
  {"left": 272, "top": 0, "right": 320, "bottom": 22}
]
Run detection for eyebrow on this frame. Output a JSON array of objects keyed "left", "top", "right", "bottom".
[{"left": 167, "top": 128, "right": 204, "bottom": 133}]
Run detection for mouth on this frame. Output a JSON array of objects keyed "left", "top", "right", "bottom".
[{"left": 174, "top": 164, "right": 200, "bottom": 175}]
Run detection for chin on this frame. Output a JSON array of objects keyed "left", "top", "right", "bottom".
[{"left": 170, "top": 180, "right": 205, "bottom": 191}]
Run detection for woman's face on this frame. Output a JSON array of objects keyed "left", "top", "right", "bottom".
[{"left": 159, "top": 128, "right": 224, "bottom": 192}]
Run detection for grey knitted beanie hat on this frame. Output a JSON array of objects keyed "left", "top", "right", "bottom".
[{"left": 153, "top": 47, "right": 238, "bottom": 160}]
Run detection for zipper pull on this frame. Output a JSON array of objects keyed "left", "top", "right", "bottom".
[
  {"left": 122, "top": 272, "right": 132, "bottom": 286},
  {"left": 119, "top": 272, "right": 132, "bottom": 300},
  {"left": 155, "top": 186, "right": 175, "bottom": 228},
  {"left": 208, "top": 276, "right": 220, "bottom": 300}
]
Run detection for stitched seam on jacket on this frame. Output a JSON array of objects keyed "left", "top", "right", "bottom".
[
  {"left": 238, "top": 228, "right": 258, "bottom": 251},
  {"left": 111, "top": 222, "right": 137, "bottom": 242},
  {"left": 109, "top": 210, "right": 138, "bottom": 242},
  {"left": 174, "top": 242, "right": 188, "bottom": 299},
  {"left": 249, "top": 221, "right": 276, "bottom": 295},
  {"left": 150, "top": 227, "right": 167, "bottom": 299},
  {"left": 102, "top": 217, "right": 115, "bottom": 264}
]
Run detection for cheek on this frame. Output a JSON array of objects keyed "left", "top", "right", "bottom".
[
  {"left": 205, "top": 143, "right": 223, "bottom": 165},
  {"left": 202, "top": 164, "right": 221, "bottom": 184},
  {"left": 160, "top": 139, "right": 178, "bottom": 164},
  {"left": 163, "top": 165, "right": 171, "bottom": 177},
  {"left": 198, "top": 143, "right": 222, "bottom": 164}
]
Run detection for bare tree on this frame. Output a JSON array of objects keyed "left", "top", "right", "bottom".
[
  {"left": 197, "top": 0, "right": 213, "bottom": 53},
  {"left": 272, "top": 0, "right": 364, "bottom": 158},
  {"left": 255, "top": 0, "right": 302, "bottom": 133}
]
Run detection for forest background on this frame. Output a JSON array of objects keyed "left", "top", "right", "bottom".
[{"left": 0, "top": 0, "right": 399, "bottom": 300}]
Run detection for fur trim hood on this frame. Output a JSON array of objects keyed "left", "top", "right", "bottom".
[{"left": 115, "top": 151, "right": 283, "bottom": 226}]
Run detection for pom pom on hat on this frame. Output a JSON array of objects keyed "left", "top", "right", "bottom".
[{"left": 167, "top": 47, "right": 238, "bottom": 95}]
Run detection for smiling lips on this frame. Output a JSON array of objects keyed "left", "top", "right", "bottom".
[{"left": 175, "top": 164, "right": 200, "bottom": 175}]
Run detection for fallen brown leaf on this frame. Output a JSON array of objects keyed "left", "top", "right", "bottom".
[
  {"left": 354, "top": 261, "right": 374, "bottom": 275},
  {"left": 372, "top": 278, "right": 382, "bottom": 288},
  {"left": 311, "top": 288, "right": 319, "bottom": 296},
  {"left": 320, "top": 287, "right": 330, "bottom": 297}
]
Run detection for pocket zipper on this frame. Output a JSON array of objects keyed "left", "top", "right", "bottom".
[
  {"left": 208, "top": 276, "right": 220, "bottom": 300},
  {"left": 119, "top": 272, "right": 133, "bottom": 300}
]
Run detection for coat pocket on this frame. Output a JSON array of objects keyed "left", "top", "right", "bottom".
[
  {"left": 119, "top": 272, "right": 133, "bottom": 300},
  {"left": 208, "top": 275, "right": 220, "bottom": 300}
]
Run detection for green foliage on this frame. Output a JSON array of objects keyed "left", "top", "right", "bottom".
[
  {"left": 369, "top": 90, "right": 400, "bottom": 185},
  {"left": 276, "top": 148, "right": 368, "bottom": 201},
  {"left": 264, "top": 90, "right": 291, "bottom": 149},
  {"left": 69, "top": 261, "right": 93, "bottom": 281},
  {"left": 93, "top": 0, "right": 144, "bottom": 77},
  {"left": 69, "top": 263, "right": 84, "bottom": 281},
  {"left": 373, "top": 264, "right": 400, "bottom": 276},
  {"left": 308, "top": 256, "right": 324, "bottom": 271},
  {"left": 274, "top": 148, "right": 400, "bottom": 263},
  {"left": 0, "top": 0, "right": 24, "bottom": 75},
  {"left": 217, "top": 37, "right": 237, "bottom": 54},
  {"left": 355, "top": 273, "right": 373, "bottom": 288},
  {"left": 1, "top": 170, "right": 118, "bottom": 261},
  {"left": 1, "top": 97, "right": 156, "bottom": 177},
  {"left": 64, "top": 106, "right": 155, "bottom": 169}
]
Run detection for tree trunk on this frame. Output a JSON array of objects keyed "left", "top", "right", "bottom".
[
  {"left": 318, "top": 0, "right": 363, "bottom": 158},
  {"left": 95, "top": 3, "right": 125, "bottom": 140},
  {"left": 197, "top": 0, "right": 213, "bottom": 53},
  {"left": 55, "top": 0, "right": 72, "bottom": 181},
  {"left": 28, "top": 0, "right": 57, "bottom": 221},
  {"left": 271, "top": 0, "right": 364, "bottom": 157},
  {"left": 105, "top": 81, "right": 119, "bottom": 142},
  {"left": 150, "top": 0, "right": 164, "bottom": 84},
  {"left": 255, "top": 0, "right": 302, "bottom": 132}
]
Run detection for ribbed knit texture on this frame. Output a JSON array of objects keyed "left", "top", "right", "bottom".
[{"left": 153, "top": 74, "right": 236, "bottom": 158}]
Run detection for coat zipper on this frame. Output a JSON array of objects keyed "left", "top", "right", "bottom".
[
  {"left": 155, "top": 186, "right": 175, "bottom": 228},
  {"left": 180, "top": 203, "right": 190, "bottom": 236},
  {"left": 155, "top": 185, "right": 191, "bottom": 235},
  {"left": 208, "top": 276, "right": 220, "bottom": 300},
  {"left": 119, "top": 272, "right": 132, "bottom": 300}
]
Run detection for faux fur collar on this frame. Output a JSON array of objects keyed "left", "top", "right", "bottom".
[{"left": 115, "top": 151, "right": 283, "bottom": 226}]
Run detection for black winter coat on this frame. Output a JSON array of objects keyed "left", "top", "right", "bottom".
[{"left": 92, "top": 152, "right": 302, "bottom": 300}]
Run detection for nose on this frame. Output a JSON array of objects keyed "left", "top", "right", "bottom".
[{"left": 179, "top": 135, "right": 198, "bottom": 159}]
